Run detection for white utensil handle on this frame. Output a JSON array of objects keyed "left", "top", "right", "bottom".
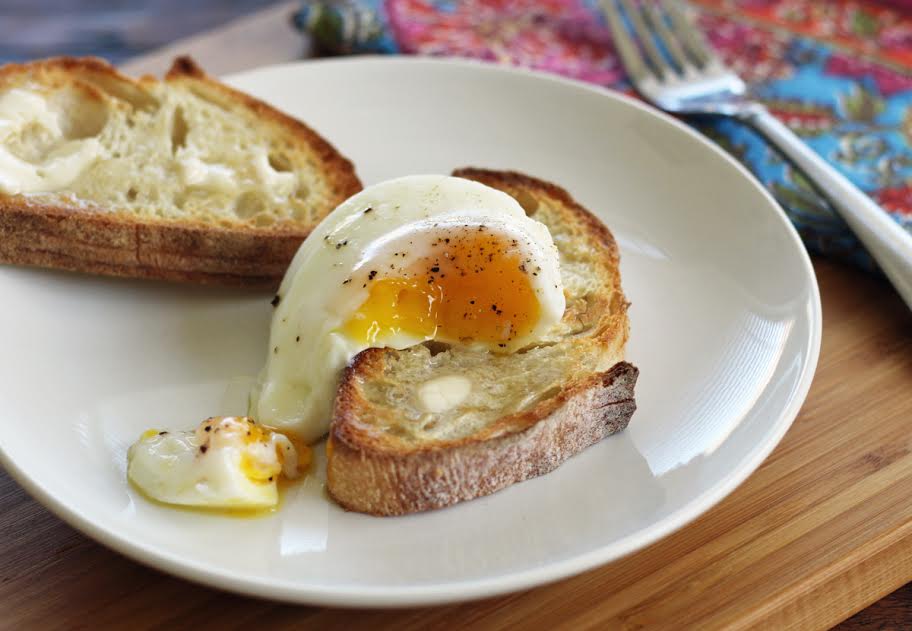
[{"left": 745, "top": 108, "right": 912, "bottom": 310}]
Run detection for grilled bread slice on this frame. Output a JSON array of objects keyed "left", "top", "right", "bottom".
[
  {"left": 327, "top": 168, "right": 637, "bottom": 516},
  {"left": 0, "top": 56, "right": 361, "bottom": 286}
]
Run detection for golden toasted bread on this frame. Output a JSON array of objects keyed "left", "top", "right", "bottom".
[
  {"left": 327, "top": 168, "right": 637, "bottom": 515},
  {"left": 0, "top": 56, "right": 361, "bottom": 286}
]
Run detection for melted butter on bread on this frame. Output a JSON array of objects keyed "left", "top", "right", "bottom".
[
  {"left": 418, "top": 375, "right": 472, "bottom": 413},
  {"left": 0, "top": 89, "right": 103, "bottom": 194}
]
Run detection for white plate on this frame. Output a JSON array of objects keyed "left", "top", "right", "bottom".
[{"left": 0, "top": 58, "right": 821, "bottom": 606}]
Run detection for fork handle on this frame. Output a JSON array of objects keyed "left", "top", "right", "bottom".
[{"left": 744, "top": 108, "right": 912, "bottom": 310}]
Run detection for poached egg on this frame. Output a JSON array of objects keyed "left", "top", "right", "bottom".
[
  {"left": 253, "top": 174, "right": 566, "bottom": 442},
  {"left": 127, "top": 416, "right": 305, "bottom": 510}
]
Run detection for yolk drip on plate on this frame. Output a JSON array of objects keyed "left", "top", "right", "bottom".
[{"left": 342, "top": 228, "right": 542, "bottom": 349}]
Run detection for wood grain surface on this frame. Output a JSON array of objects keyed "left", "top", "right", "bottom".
[
  {"left": 2, "top": 7, "right": 912, "bottom": 628},
  {"left": 2, "top": 258, "right": 910, "bottom": 630}
]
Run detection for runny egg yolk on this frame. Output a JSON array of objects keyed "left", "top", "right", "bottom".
[
  {"left": 341, "top": 228, "right": 541, "bottom": 349},
  {"left": 237, "top": 422, "right": 277, "bottom": 481}
]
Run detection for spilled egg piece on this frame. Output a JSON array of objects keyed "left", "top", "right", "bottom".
[
  {"left": 253, "top": 174, "right": 566, "bottom": 442},
  {"left": 127, "top": 416, "right": 305, "bottom": 510}
]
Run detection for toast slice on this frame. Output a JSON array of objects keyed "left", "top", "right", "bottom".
[
  {"left": 0, "top": 56, "right": 361, "bottom": 286},
  {"left": 327, "top": 168, "right": 637, "bottom": 516}
]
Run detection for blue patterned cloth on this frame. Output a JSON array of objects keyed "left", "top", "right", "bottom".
[{"left": 294, "top": 0, "right": 912, "bottom": 273}]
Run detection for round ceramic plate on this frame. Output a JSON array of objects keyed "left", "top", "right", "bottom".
[{"left": 0, "top": 58, "right": 821, "bottom": 606}]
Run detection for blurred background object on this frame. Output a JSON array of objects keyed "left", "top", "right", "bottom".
[{"left": 0, "top": 0, "right": 280, "bottom": 64}]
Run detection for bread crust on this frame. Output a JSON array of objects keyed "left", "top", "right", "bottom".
[
  {"left": 327, "top": 169, "right": 637, "bottom": 515},
  {"left": 0, "top": 199, "right": 302, "bottom": 286},
  {"left": 0, "top": 56, "right": 362, "bottom": 288},
  {"left": 329, "top": 361, "right": 637, "bottom": 516}
]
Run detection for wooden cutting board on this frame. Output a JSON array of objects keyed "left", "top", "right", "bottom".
[
  {"left": 2, "top": 260, "right": 910, "bottom": 631},
  {"left": 3, "top": 7, "right": 912, "bottom": 627}
]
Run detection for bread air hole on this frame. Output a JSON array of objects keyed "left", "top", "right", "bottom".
[
  {"left": 514, "top": 189, "right": 539, "bottom": 216},
  {"left": 385, "top": 425, "right": 411, "bottom": 439},
  {"left": 268, "top": 152, "right": 292, "bottom": 172},
  {"left": 171, "top": 106, "right": 188, "bottom": 153},
  {"left": 54, "top": 91, "right": 108, "bottom": 139},
  {"left": 515, "top": 340, "right": 558, "bottom": 355},
  {"left": 126, "top": 187, "right": 138, "bottom": 201},
  {"left": 422, "top": 341, "right": 451, "bottom": 356},
  {"left": 234, "top": 191, "right": 267, "bottom": 219}
]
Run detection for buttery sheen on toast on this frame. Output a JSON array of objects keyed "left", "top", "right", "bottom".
[
  {"left": 327, "top": 169, "right": 638, "bottom": 516},
  {"left": 0, "top": 56, "right": 361, "bottom": 286}
]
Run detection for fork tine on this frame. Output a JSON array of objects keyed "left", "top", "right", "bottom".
[
  {"left": 643, "top": 2, "right": 691, "bottom": 73},
  {"left": 618, "top": 0, "right": 676, "bottom": 79},
  {"left": 661, "top": 0, "right": 718, "bottom": 69},
  {"left": 600, "top": 0, "right": 651, "bottom": 82}
]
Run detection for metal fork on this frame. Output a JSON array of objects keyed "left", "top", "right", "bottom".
[{"left": 602, "top": 0, "right": 912, "bottom": 309}]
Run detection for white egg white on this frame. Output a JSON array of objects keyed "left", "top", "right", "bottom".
[{"left": 253, "top": 175, "right": 566, "bottom": 443}]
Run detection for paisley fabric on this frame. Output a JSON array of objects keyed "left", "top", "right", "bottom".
[{"left": 295, "top": 0, "right": 912, "bottom": 271}]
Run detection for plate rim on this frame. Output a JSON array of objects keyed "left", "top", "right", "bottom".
[{"left": 0, "top": 55, "right": 822, "bottom": 607}]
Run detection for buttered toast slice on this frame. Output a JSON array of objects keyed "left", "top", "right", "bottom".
[
  {"left": 0, "top": 56, "right": 361, "bottom": 286},
  {"left": 327, "top": 169, "right": 637, "bottom": 516}
]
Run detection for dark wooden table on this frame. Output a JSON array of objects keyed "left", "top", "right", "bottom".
[{"left": 838, "top": 584, "right": 912, "bottom": 630}]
